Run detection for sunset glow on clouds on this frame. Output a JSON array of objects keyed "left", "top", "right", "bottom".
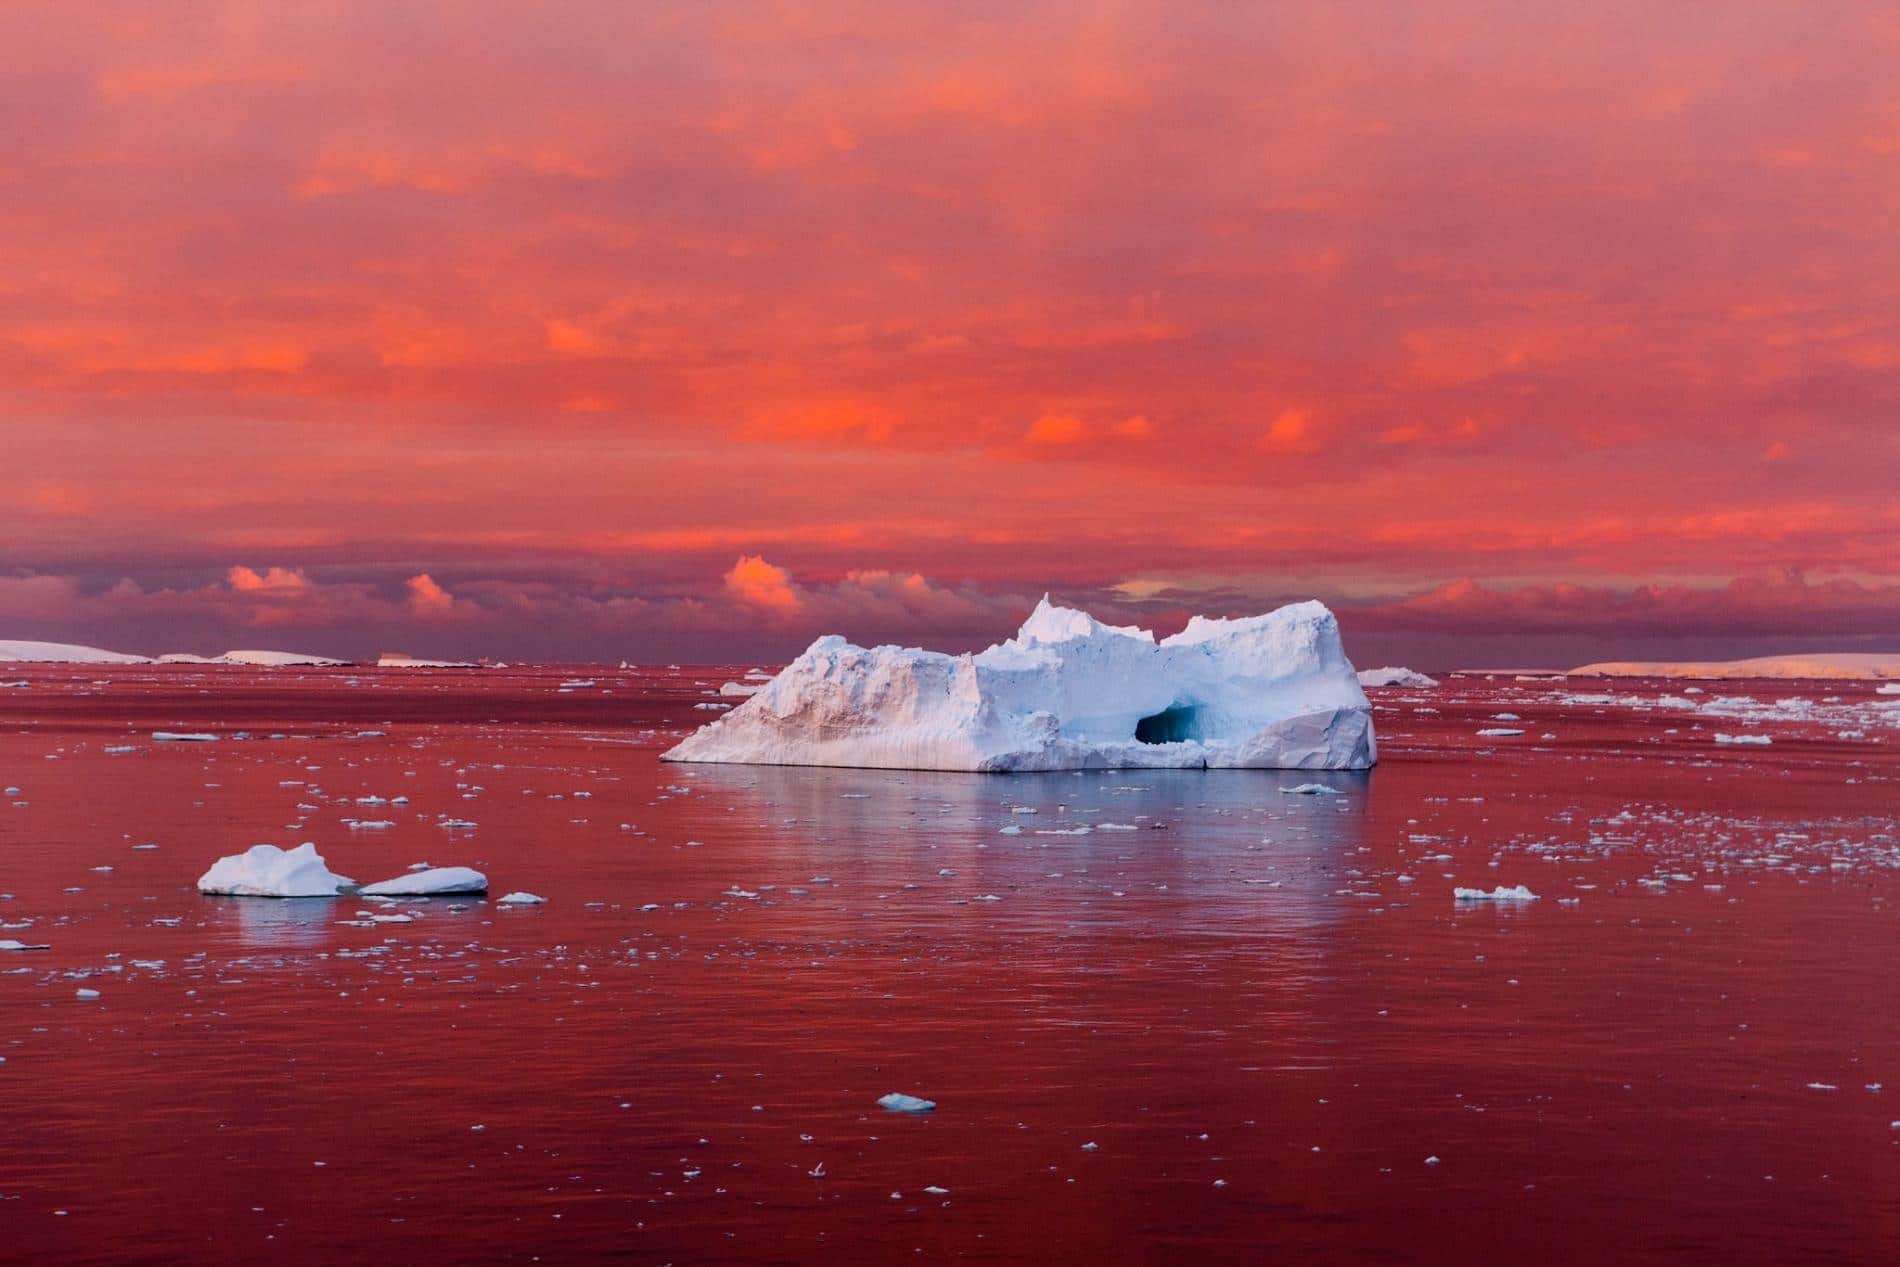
[{"left": 3, "top": 2, "right": 1897, "bottom": 663}]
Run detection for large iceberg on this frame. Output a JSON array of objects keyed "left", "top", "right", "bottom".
[{"left": 663, "top": 597, "right": 1376, "bottom": 771}]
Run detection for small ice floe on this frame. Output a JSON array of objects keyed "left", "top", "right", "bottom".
[
  {"left": 0, "top": 939, "right": 51, "bottom": 952},
  {"left": 198, "top": 843, "right": 353, "bottom": 897},
  {"left": 1424, "top": 1155, "right": 1441, "bottom": 1166},
  {"left": 1281, "top": 783, "right": 1341, "bottom": 796},
  {"left": 75, "top": 988, "right": 101, "bottom": 1000},
  {"left": 1080, "top": 1141, "right": 1099, "bottom": 1152},
  {"left": 1454, "top": 885, "right": 1539, "bottom": 903},
  {"left": 359, "top": 866, "right": 488, "bottom": 897},
  {"left": 1476, "top": 728, "right": 1525, "bottom": 738},
  {"left": 496, "top": 891, "right": 545, "bottom": 905},
  {"left": 1805, "top": 1082, "right": 1838, "bottom": 1091},
  {"left": 346, "top": 820, "right": 395, "bottom": 830},
  {"left": 1714, "top": 733, "right": 1773, "bottom": 745},
  {"left": 153, "top": 732, "right": 217, "bottom": 742},
  {"left": 877, "top": 1092, "right": 936, "bottom": 1113}
]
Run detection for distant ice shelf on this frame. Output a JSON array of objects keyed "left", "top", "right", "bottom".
[{"left": 664, "top": 596, "right": 1376, "bottom": 772}]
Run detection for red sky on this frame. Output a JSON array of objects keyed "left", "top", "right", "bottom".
[{"left": 4, "top": 2, "right": 1898, "bottom": 665}]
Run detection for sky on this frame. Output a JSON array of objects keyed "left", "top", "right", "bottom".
[{"left": 4, "top": 1, "right": 1898, "bottom": 666}]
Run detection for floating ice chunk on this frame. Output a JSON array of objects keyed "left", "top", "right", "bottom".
[
  {"left": 1476, "top": 728, "right": 1525, "bottom": 737},
  {"left": 198, "top": 843, "right": 353, "bottom": 897},
  {"left": 0, "top": 939, "right": 50, "bottom": 951},
  {"left": 663, "top": 597, "right": 1376, "bottom": 772},
  {"left": 1356, "top": 666, "right": 1439, "bottom": 688},
  {"left": 1714, "top": 733, "right": 1773, "bottom": 745},
  {"left": 496, "top": 891, "right": 545, "bottom": 905},
  {"left": 1454, "top": 885, "right": 1539, "bottom": 902},
  {"left": 718, "top": 680, "right": 767, "bottom": 696},
  {"left": 75, "top": 988, "right": 101, "bottom": 1000},
  {"left": 154, "top": 731, "right": 218, "bottom": 742},
  {"left": 1281, "top": 783, "right": 1342, "bottom": 795},
  {"left": 360, "top": 866, "right": 488, "bottom": 897},
  {"left": 877, "top": 1092, "right": 936, "bottom": 1113}
]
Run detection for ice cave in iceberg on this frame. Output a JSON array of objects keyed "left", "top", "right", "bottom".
[{"left": 663, "top": 597, "right": 1377, "bottom": 771}]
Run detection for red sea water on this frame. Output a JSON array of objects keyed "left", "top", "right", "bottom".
[{"left": 0, "top": 665, "right": 1895, "bottom": 1264}]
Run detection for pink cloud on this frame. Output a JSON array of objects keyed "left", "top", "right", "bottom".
[{"left": 723, "top": 555, "right": 802, "bottom": 614}]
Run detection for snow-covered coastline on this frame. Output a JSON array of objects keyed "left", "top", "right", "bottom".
[{"left": 664, "top": 597, "right": 1376, "bottom": 772}]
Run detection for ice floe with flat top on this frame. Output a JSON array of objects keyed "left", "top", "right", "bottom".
[
  {"left": 198, "top": 843, "right": 353, "bottom": 897},
  {"left": 360, "top": 866, "right": 488, "bottom": 896},
  {"left": 664, "top": 596, "right": 1376, "bottom": 772}
]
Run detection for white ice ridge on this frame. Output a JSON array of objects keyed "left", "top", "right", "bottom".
[
  {"left": 663, "top": 596, "right": 1377, "bottom": 772},
  {"left": 198, "top": 843, "right": 353, "bottom": 897}
]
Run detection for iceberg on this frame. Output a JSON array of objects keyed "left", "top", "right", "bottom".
[
  {"left": 198, "top": 843, "right": 353, "bottom": 897},
  {"left": 359, "top": 866, "right": 488, "bottom": 896},
  {"left": 218, "top": 649, "right": 347, "bottom": 667},
  {"left": 663, "top": 597, "right": 1376, "bottom": 771},
  {"left": 1357, "top": 666, "right": 1440, "bottom": 688}
]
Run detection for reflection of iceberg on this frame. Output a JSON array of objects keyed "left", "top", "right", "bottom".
[
  {"left": 665, "top": 598, "right": 1376, "bottom": 772},
  {"left": 676, "top": 761, "right": 1372, "bottom": 925},
  {"left": 228, "top": 893, "right": 343, "bottom": 947}
]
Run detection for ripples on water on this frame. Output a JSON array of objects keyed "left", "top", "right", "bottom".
[{"left": 0, "top": 665, "right": 1895, "bottom": 1264}]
